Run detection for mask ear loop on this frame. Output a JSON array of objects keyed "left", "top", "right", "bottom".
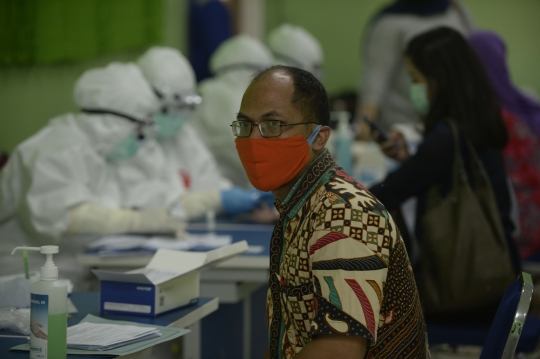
[{"left": 307, "top": 125, "right": 322, "bottom": 146}]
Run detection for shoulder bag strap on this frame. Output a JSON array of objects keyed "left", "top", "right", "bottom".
[{"left": 446, "top": 120, "right": 467, "bottom": 202}]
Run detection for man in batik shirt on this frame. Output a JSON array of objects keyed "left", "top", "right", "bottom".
[{"left": 233, "top": 65, "right": 429, "bottom": 359}]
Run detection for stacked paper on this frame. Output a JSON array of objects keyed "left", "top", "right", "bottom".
[
  {"left": 86, "top": 234, "right": 232, "bottom": 256},
  {"left": 67, "top": 322, "right": 161, "bottom": 351}
]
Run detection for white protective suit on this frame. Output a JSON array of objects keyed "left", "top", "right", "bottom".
[
  {"left": 0, "top": 63, "right": 188, "bottom": 288},
  {"left": 194, "top": 35, "right": 273, "bottom": 188},
  {"left": 267, "top": 24, "right": 324, "bottom": 78},
  {"left": 136, "top": 46, "right": 232, "bottom": 199}
]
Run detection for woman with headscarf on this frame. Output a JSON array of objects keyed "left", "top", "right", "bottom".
[{"left": 469, "top": 31, "right": 540, "bottom": 259}]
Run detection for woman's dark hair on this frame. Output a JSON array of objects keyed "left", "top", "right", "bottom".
[{"left": 405, "top": 27, "right": 507, "bottom": 149}]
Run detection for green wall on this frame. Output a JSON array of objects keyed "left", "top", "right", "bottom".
[
  {"left": 2, "top": 0, "right": 539, "bottom": 153},
  {"left": 265, "top": 0, "right": 540, "bottom": 97},
  {"left": 0, "top": 0, "right": 187, "bottom": 153}
]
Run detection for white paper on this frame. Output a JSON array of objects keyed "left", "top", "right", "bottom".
[
  {"left": 67, "top": 321, "right": 161, "bottom": 350},
  {"left": 146, "top": 250, "right": 207, "bottom": 272},
  {"left": 92, "top": 241, "right": 249, "bottom": 286},
  {"left": 246, "top": 245, "right": 264, "bottom": 254},
  {"left": 85, "top": 236, "right": 147, "bottom": 250},
  {"left": 86, "top": 234, "right": 232, "bottom": 255}
]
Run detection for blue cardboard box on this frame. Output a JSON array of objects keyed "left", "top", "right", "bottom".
[{"left": 93, "top": 241, "right": 248, "bottom": 317}]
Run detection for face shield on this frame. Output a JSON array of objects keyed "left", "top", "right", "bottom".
[{"left": 151, "top": 88, "right": 203, "bottom": 139}]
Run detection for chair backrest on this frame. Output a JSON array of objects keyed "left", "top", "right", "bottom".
[{"left": 479, "top": 272, "right": 533, "bottom": 359}]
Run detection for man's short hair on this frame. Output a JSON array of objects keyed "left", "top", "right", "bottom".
[{"left": 253, "top": 65, "right": 330, "bottom": 126}]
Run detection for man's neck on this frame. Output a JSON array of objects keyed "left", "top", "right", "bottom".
[
  {"left": 272, "top": 166, "right": 309, "bottom": 202},
  {"left": 272, "top": 149, "right": 324, "bottom": 202}
]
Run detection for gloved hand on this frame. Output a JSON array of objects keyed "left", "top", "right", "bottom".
[
  {"left": 220, "top": 188, "right": 264, "bottom": 215},
  {"left": 178, "top": 190, "right": 221, "bottom": 220},
  {"left": 130, "top": 207, "right": 188, "bottom": 238},
  {"left": 67, "top": 202, "right": 187, "bottom": 238}
]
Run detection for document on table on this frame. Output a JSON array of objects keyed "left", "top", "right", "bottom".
[
  {"left": 86, "top": 233, "right": 232, "bottom": 256},
  {"left": 67, "top": 321, "right": 160, "bottom": 350},
  {"left": 11, "top": 314, "right": 190, "bottom": 356}
]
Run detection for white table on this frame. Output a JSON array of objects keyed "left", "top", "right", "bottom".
[{"left": 77, "top": 222, "right": 274, "bottom": 359}]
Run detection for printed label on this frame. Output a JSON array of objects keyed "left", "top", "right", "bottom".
[{"left": 30, "top": 293, "right": 48, "bottom": 359}]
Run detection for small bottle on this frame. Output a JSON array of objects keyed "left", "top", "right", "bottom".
[
  {"left": 12, "top": 245, "right": 67, "bottom": 359},
  {"left": 333, "top": 111, "right": 353, "bottom": 174}
]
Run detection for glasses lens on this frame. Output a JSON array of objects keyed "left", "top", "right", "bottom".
[
  {"left": 259, "top": 121, "right": 281, "bottom": 137},
  {"left": 232, "top": 121, "right": 251, "bottom": 137}
]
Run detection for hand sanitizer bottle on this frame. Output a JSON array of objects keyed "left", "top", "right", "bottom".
[
  {"left": 12, "top": 245, "right": 67, "bottom": 359},
  {"left": 334, "top": 111, "right": 353, "bottom": 174}
]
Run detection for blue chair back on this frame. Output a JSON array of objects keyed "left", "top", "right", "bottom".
[{"left": 479, "top": 272, "right": 533, "bottom": 359}]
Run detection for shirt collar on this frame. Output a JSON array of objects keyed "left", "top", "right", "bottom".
[{"left": 275, "top": 148, "right": 336, "bottom": 217}]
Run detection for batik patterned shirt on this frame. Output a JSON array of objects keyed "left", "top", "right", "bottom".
[{"left": 267, "top": 149, "right": 429, "bottom": 359}]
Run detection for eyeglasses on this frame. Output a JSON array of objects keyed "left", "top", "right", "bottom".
[{"left": 230, "top": 120, "right": 318, "bottom": 138}]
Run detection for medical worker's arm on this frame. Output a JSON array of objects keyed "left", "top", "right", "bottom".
[
  {"left": 178, "top": 190, "right": 222, "bottom": 220},
  {"left": 66, "top": 202, "right": 187, "bottom": 238},
  {"left": 178, "top": 188, "right": 265, "bottom": 219}
]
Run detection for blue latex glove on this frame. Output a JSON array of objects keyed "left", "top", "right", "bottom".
[{"left": 221, "top": 188, "right": 263, "bottom": 215}]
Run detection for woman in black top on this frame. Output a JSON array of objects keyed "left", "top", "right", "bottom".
[{"left": 369, "top": 27, "right": 521, "bottom": 317}]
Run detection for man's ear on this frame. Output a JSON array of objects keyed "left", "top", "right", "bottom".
[{"left": 312, "top": 126, "right": 331, "bottom": 151}]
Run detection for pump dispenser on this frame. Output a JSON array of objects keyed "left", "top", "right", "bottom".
[
  {"left": 12, "top": 245, "right": 67, "bottom": 359},
  {"left": 333, "top": 111, "right": 353, "bottom": 174}
]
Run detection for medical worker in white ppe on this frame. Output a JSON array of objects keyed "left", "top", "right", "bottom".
[
  {"left": 0, "top": 63, "right": 263, "bottom": 285},
  {"left": 135, "top": 46, "right": 265, "bottom": 218},
  {"left": 267, "top": 24, "right": 324, "bottom": 79},
  {"left": 0, "top": 63, "right": 185, "bottom": 244},
  {"left": 194, "top": 35, "right": 273, "bottom": 188},
  {"left": 0, "top": 63, "right": 180, "bottom": 286}
]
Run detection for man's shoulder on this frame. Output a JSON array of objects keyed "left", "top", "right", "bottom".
[{"left": 319, "top": 169, "right": 386, "bottom": 213}]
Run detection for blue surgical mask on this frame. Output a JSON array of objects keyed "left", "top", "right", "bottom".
[
  {"left": 153, "top": 111, "right": 187, "bottom": 139},
  {"left": 410, "top": 83, "right": 430, "bottom": 116},
  {"left": 107, "top": 134, "right": 144, "bottom": 161}
]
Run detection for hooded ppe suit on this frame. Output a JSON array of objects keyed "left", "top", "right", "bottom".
[
  {"left": 0, "top": 63, "right": 190, "bottom": 288},
  {"left": 267, "top": 24, "right": 324, "bottom": 78},
  {"left": 194, "top": 35, "right": 273, "bottom": 188},
  {"left": 137, "top": 47, "right": 231, "bottom": 193},
  {"left": 136, "top": 46, "right": 268, "bottom": 218}
]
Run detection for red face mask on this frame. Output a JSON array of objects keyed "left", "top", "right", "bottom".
[{"left": 235, "top": 135, "right": 311, "bottom": 192}]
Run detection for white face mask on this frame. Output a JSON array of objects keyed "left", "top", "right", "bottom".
[
  {"left": 107, "top": 133, "right": 145, "bottom": 161},
  {"left": 152, "top": 110, "right": 189, "bottom": 139},
  {"left": 410, "top": 83, "right": 430, "bottom": 116}
]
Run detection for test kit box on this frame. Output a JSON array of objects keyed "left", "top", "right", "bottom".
[{"left": 92, "top": 241, "right": 248, "bottom": 317}]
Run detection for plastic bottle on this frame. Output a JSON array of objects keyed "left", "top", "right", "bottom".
[
  {"left": 333, "top": 111, "right": 353, "bottom": 174},
  {"left": 12, "top": 245, "right": 67, "bottom": 359}
]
